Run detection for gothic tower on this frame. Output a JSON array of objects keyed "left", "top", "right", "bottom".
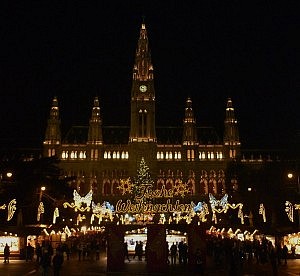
[
  {"left": 182, "top": 97, "right": 198, "bottom": 145},
  {"left": 129, "top": 23, "right": 156, "bottom": 143},
  {"left": 224, "top": 98, "right": 240, "bottom": 159},
  {"left": 128, "top": 23, "right": 157, "bottom": 175},
  {"left": 87, "top": 97, "right": 103, "bottom": 161},
  {"left": 43, "top": 96, "right": 61, "bottom": 157}
]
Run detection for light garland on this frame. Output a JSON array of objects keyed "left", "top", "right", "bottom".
[
  {"left": 259, "top": 203, "right": 266, "bottom": 222},
  {"left": 209, "top": 194, "right": 244, "bottom": 224},
  {"left": 37, "top": 202, "right": 44, "bottom": 222},
  {"left": 285, "top": 201, "right": 294, "bottom": 222},
  {"left": 63, "top": 190, "right": 93, "bottom": 212},
  {"left": 7, "top": 199, "right": 17, "bottom": 221},
  {"left": 53, "top": 207, "right": 59, "bottom": 224}
]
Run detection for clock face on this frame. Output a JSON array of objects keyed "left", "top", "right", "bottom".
[{"left": 139, "top": 85, "right": 147, "bottom": 92}]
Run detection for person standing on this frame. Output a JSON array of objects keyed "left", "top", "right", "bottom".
[
  {"left": 195, "top": 248, "right": 205, "bottom": 276},
  {"left": 123, "top": 242, "right": 130, "bottom": 262},
  {"left": 3, "top": 243, "right": 10, "bottom": 263},
  {"left": 282, "top": 244, "right": 288, "bottom": 265},
  {"left": 40, "top": 249, "right": 51, "bottom": 276},
  {"left": 52, "top": 250, "right": 64, "bottom": 276},
  {"left": 170, "top": 242, "right": 177, "bottom": 265},
  {"left": 36, "top": 243, "right": 42, "bottom": 263}
]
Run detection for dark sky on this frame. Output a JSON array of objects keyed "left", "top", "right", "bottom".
[{"left": 0, "top": 1, "right": 299, "bottom": 150}]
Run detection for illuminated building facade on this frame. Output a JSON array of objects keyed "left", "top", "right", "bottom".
[{"left": 43, "top": 23, "right": 241, "bottom": 200}]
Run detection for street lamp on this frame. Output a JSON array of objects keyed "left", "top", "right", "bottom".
[
  {"left": 39, "top": 186, "right": 46, "bottom": 201},
  {"left": 287, "top": 172, "right": 300, "bottom": 193}
]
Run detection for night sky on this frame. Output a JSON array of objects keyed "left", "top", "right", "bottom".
[{"left": 0, "top": 1, "right": 299, "bottom": 150}]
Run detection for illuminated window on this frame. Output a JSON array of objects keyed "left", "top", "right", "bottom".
[
  {"left": 108, "top": 151, "right": 111, "bottom": 159},
  {"left": 125, "top": 151, "right": 129, "bottom": 159},
  {"left": 70, "top": 151, "right": 75, "bottom": 159},
  {"left": 117, "top": 151, "right": 120, "bottom": 159},
  {"left": 166, "top": 152, "right": 169, "bottom": 159},
  {"left": 211, "top": 152, "right": 214, "bottom": 159},
  {"left": 220, "top": 152, "right": 223, "bottom": 159},
  {"left": 62, "top": 151, "right": 66, "bottom": 159},
  {"left": 113, "top": 151, "right": 116, "bottom": 159},
  {"left": 51, "top": 149, "right": 55, "bottom": 156},
  {"left": 178, "top": 152, "right": 181, "bottom": 159},
  {"left": 202, "top": 152, "right": 205, "bottom": 159},
  {"left": 207, "top": 152, "right": 211, "bottom": 159},
  {"left": 79, "top": 151, "right": 85, "bottom": 159},
  {"left": 187, "top": 149, "right": 194, "bottom": 161},
  {"left": 104, "top": 151, "right": 107, "bottom": 159}
]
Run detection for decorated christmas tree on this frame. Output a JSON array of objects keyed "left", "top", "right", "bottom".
[{"left": 133, "top": 157, "right": 154, "bottom": 199}]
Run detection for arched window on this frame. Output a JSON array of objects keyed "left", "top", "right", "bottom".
[
  {"left": 165, "top": 178, "right": 173, "bottom": 190},
  {"left": 156, "top": 178, "right": 165, "bottom": 189},
  {"left": 178, "top": 152, "right": 181, "bottom": 159},
  {"left": 103, "top": 180, "right": 111, "bottom": 195},
  {"left": 104, "top": 151, "right": 107, "bottom": 159},
  {"left": 112, "top": 180, "right": 120, "bottom": 195}
]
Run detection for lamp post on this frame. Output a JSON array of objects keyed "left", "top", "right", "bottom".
[
  {"left": 287, "top": 172, "right": 300, "bottom": 229},
  {"left": 39, "top": 186, "right": 46, "bottom": 201}
]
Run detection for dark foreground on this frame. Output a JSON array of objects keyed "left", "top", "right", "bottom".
[{"left": 0, "top": 253, "right": 299, "bottom": 276}]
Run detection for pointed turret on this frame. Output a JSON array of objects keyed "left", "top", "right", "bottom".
[
  {"left": 129, "top": 22, "right": 156, "bottom": 142},
  {"left": 183, "top": 98, "right": 198, "bottom": 145},
  {"left": 43, "top": 96, "right": 61, "bottom": 157},
  {"left": 88, "top": 97, "right": 103, "bottom": 145},
  {"left": 132, "top": 23, "right": 154, "bottom": 83},
  {"left": 224, "top": 98, "right": 240, "bottom": 158}
]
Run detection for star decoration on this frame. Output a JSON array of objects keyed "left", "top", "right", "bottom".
[
  {"left": 117, "top": 178, "right": 133, "bottom": 195},
  {"left": 173, "top": 180, "right": 190, "bottom": 198}
]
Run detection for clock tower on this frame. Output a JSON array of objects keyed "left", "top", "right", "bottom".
[{"left": 129, "top": 23, "right": 156, "bottom": 143}]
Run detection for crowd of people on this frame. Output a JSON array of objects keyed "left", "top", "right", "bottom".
[
  {"left": 1, "top": 231, "right": 295, "bottom": 275},
  {"left": 206, "top": 235, "right": 290, "bottom": 275}
]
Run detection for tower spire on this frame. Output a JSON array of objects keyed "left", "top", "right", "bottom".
[
  {"left": 43, "top": 96, "right": 61, "bottom": 157},
  {"left": 132, "top": 23, "right": 154, "bottom": 82},
  {"left": 183, "top": 97, "right": 198, "bottom": 145},
  {"left": 224, "top": 98, "right": 240, "bottom": 158},
  {"left": 129, "top": 22, "right": 156, "bottom": 143},
  {"left": 88, "top": 96, "right": 103, "bottom": 144}
]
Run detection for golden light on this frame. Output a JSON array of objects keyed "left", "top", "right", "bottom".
[
  {"left": 6, "top": 172, "right": 13, "bottom": 178},
  {"left": 41, "top": 186, "right": 46, "bottom": 191}
]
